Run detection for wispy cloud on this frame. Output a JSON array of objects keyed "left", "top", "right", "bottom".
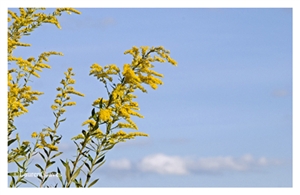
[
  {"left": 138, "top": 153, "right": 188, "bottom": 175},
  {"left": 186, "top": 154, "right": 275, "bottom": 173},
  {"left": 109, "top": 158, "right": 132, "bottom": 170},
  {"left": 105, "top": 153, "right": 282, "bottom": 176}
]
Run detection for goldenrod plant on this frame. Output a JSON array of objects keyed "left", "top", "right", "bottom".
[{"left": 7, "top": 8, "right": 177, "bottom": 188}]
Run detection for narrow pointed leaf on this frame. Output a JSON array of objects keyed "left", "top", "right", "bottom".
[
  {"left": 57, "top": 167, "right": 64, "bottom": 186},
  {"left": 84, "top": 173, "right": 91, "bottom": 187},
  {"left": 37, "top": 175, "right": 43, "bottom": 181},
  {"left": 49, "top": 133, "right": 53, "bottom": 142},
  {"left": 43, "top": 148, "right": 49, "bottom": 157},
  {"left": 59, "top": 118, "right": 66, "bottom": 123},
  {"left": 50, "top": 152, "right": 63, "bottom": 159},
  {"left": 19, "top": 180, "right": 27, "bottom": 184},
  {"left": 65, "top": 161, "right": 71, "bottom": 183},
  {"left": 14, "top": 160, "right": 25, "bottom": 170},
  {"left": 84, "top": 162, "right": 90, "bottom": 170},
  {"left": 87, "top": 154, "right": 93, "bottom": 163},
  {"left": 92, "top": 160, "right": 106, "bottom": 174},
  {"left": 39, "top": 152, "right": 46, "bottom": 163},
  {"left": 35, "top": 164, "right": 44, "bottom": 172},
  {"left": 95, "top": 156, "right": 105, "bottom": 165},
  {"left": 46, "top": 160, "right": 55, "bottom": 169},
  {"left": 88, "top": 178, "right": 99, "bottom": 188},
  {"left": 91, "top": 108, "right": 95, "bottom": 117},
  {"left": 43, "top": 175, "right": 49, "bottom": 184},
  {"left": 70, "top": 164, "right": 84, "bottom": 182},
  {"left": 10, "top": 176, "right": 16, "bottom": 187},
  {"left": 8, "top": 138, "right": 17, "bottom": 146},
  {"left": 60, "top": 159, "right": 66, "bottom": 166},
  {"left": 99, "top": 98, "right": 103, "bottom": 109}
]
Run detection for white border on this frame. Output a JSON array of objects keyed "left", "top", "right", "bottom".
[{"left": 2, "top": 0, "right": 299, "bottom": 194}]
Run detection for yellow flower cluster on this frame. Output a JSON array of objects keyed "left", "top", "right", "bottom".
[
  {"left": 108, "top": 130, "right": 149, "bottom": 144},
  {"left": 99, "top": 109, "right": 113, "bottom": 122},
  {"left": 8, "top": 52, "right": 62, "bottom": 135},
  {"left": 31, "top": 132, "right": 58, "bottom": 151},
  {"left": 123, "top": 64, "right": 141, "bottom": 85},
  {"left": 89, "top": 63, "right": 114, "bottom": 82},
  {"left": 7, "top": 8, "right": 85, "bottom": 186},
  {"left": 51, "top": 68, "right": 84, "bottom": 116},
  {"left": 81, "top": 46, "right": 177, "bottom": 149},
  {"left": 82, "top": 119, "right": 96, "bottom": 127},
  {"left": 123, "top": 46, "right": 177, "bottom": 91},
  {"left": 8, "top": 8, "right": 80, "bottom": 55},
  {"left": 8, "top": 78, "right": 43, "bottom": 122}
]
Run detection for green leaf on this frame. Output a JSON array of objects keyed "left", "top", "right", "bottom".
[
  {"left": 84, "top": 173, "right": 91, "bottom": 187},
  {"left": 99, "top": 98, "right": 103, "bottom": 109},
  {"left": 48, "top": 171, "right": 57, "bottom": 177},
  {"left": 92, "top": 123, "right": 99, "bottom": 131},
  {"left": 57, "top": 167, "right": 64, "bottom": 187},
  {"left": 50, "top": 152, "right": 63, "bottom": 160},
  {"left": 35, "top": 164, "right": 44, "bottom": 173},
  {"left": 85, "top": 146, "right": 95, "bottom": 152},
  {"left": 9, "top": 176, "right": 16, "bottom": 187},
  {"left": 8, "top": 172, "right": 17, "bottom": 177},
  {"left": 91, "top": 108, "right": 95, "bottom": 117},
  {"left": 24, "top": 179, "right": 39, "bottom": 187},
  {"left": 55, "top": 135, "right": 62, "bottom": 142},
  {"left": 19, "top": 180, "right": 27, "bottom": 184},
  {"left": 8, "top": 138, "right": 17, "bottom": 146},
  {"left": 39, "top": 152, "right": 46, "bottom": 163},
  {"left": 60, "top": 159, "right": 66, "bottom": 166},
  {"left": 46, "top": 160, "right": 55, "bottom": 169},
  {"left": 84, "top": 162, "right": 90, "bottom": 170},
  {"left": 103, "top": 144, "right": 114, "bottom": 151},
  {"left": 95, "top": 156, "right": 105, "bottom": 165},
  {"left": 49, "top": 133, "right": 53, "bottom": 142},
  {"left": 88, "top": 178, "right": 99, "bottom": 188},
  {"left": 73, "top": 141, "right": 80, "bottom": 151},
  {"left": 74, "top": 179, "right": 82, "bottom": 188},
  {"left": 43, "top": 175, "right": 49, "bottom": 184},
  {"left": 92, "top": 160, "right": 106, "bottom": 174},
  {"left": 14, "top": 160, "right": 25, "bottom": 170},
  {"left": 87, "top": 154, "right": 93, "bottom": 163},
  {"left": 19, "top": 178, "right": 27, "bottom": 183},
  {"left": 70, "top": 164, "right": 84, "bottom": 182},
  {"left": 37, "top": 175, "right": 43, "bottom": 181},
  {"left": 107, "top": 95, "right": 113, "bottom": 107},
  {"left": 43, "top": 148, "right": 49, "bottom": 157},
  {"left": 59, "top": 118, "right": 66, "bottom": 123},
  {"left": 22, "top": 160, "right": 27, "bottom": 170},
  {"left": 65, "top": 161, "right": 71, "bottom": 183},
  {"left": 92, "top": 113, "right": 98, "bottom": 121}
]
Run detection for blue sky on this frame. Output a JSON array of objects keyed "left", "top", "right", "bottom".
[{"left": 4, "top": 4, "right": 297, "bottom": 189}]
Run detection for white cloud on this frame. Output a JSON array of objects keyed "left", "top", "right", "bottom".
[
  {"left": 138, "top": 153, "right": 188, "bottom": 175},
  {"left": 106, "top": 153, "right": 282, "bottom": 176},
  {"left": 108, "top": 158, "right": 131, "bottom": 170},
  {"left": 187, "top": 154, "right": 258, "bottom": 172}
]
